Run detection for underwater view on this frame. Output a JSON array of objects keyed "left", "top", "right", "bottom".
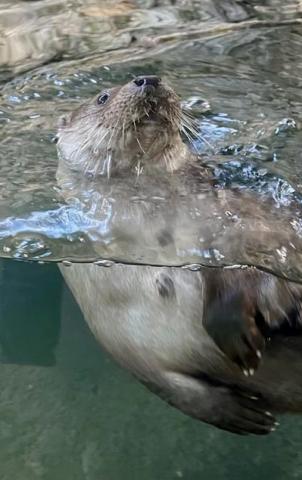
[{"left": 1, "top": 0, "right": 302, "bottom": 478}]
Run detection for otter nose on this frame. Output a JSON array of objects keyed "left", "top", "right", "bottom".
[{"left": 133, "top": 76, "right": 161, "bottom": 88}]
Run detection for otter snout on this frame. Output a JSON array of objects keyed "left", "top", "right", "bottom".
[{"left": 133, "top": 75, "right": 161, "bottom": 94}]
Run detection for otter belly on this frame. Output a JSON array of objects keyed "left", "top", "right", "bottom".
[
  {"left": 59, "top": 262, "right": 302, "bottom": 434},
  {"left": 59, "top": 263, "right": 221, "bottom": 376}
]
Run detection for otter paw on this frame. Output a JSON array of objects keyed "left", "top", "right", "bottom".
[
  {"left": 162, "top": 371, "right": 277, "bottom": 436},
  {"left": 213, "top": 387, "right": 278, "bottom": 435},
  {"left": 204, "top": 292, "right": 265, "bottom": 374}
]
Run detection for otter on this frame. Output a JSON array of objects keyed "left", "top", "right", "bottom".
[{"left": 56, "top": 75, "right": 302, "bottom": 435}]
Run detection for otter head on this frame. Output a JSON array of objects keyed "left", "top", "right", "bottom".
[{"left": 57, "top": 75, "right": 190, "bottom": 177}]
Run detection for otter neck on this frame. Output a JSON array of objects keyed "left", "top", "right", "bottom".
[
  {"left": 58, "top": 130, "right": 193, "bottom": 178},
  {"left": 122, "top": 131, "right": 191, "bottom": 175}
]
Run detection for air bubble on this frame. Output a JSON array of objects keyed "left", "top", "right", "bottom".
[
  {"left": 182, "top": 264, "right": 202, "bottom": 271},
  {"left": 94, "top": 260, "right": 114, "bottom": 267},
  {"left": 62, "top": 260, "right": 73, "bottom": 267}
]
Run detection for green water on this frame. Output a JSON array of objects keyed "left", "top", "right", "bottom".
[{"left": 0, "top": 258, "right": 301, "bottom": 480}]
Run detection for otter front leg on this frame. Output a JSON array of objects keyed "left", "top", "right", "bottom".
[
  {"left": 159, "top": 372, "right": 277, "bottom": 435},
  {"left": 204, "top": 289, "right": 265, "bottom": 375},
  {"left": 203, "top": 269, "right": 266, "bottom": 375},
  {"left": 202, "top": 269, "right": 302, "bottom": 375}
]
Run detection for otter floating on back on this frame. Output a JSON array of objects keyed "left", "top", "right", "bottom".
[{"left": 56, "top": 75, "right": 302, "bottom": 435}]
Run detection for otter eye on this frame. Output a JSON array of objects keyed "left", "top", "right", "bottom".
[{"left": 97, "top": 92, "right": 110, "bottom": 105}]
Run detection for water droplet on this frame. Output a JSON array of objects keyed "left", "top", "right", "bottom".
[
  {"left": 94, "top": 260, "right": 114, "bottom": 267},
  {"left": 62, "top": 260, "right": 73, "bottom": 267},
  {"left": 223, "top": 264, "right": 240, "bottom": 270},
  {"left": 275, "top": 117, "right": 297, "bottom": 135},
  {"left": 182, "top": 264, "right": 202, "bottom": 271},
  {"left": 276, "top": 246, "right": 287, "bottom": 263},
  {"left": 213, "top": 249, "right": 224, "bottom": 261}
]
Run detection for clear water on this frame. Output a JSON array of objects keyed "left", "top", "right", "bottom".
[
  {"left": 1, "top": 0, "right": 302, "bottom": 477},
  {"left": 2, "top": 257, "right": 302, "bottom": 480}
]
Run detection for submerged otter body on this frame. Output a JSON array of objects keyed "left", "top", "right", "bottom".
[{"left": 57, "top": 76, "right": 302, "bottom": 435}]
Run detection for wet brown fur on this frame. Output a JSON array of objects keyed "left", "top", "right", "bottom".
[{"left": 57, "top": 77, "right": 302, "bottom": 435}]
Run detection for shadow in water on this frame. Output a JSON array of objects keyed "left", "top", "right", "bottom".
[{"left": 0, "top": 258, "right": 62, "bottom": 366}]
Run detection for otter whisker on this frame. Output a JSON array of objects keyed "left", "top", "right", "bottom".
[
  {"left": 122, "top": 102, "right": 136, "bottom": 148},
  {"left": 65, "top": 109, "right": 102, "bottom": 124},
  {"left": 135, "top": 160, "right": 143, "bottom": 179},
  {"left": 180, "top": 113, "right": 215, "bottom": 151},
  {"left": 132, "top": 115, "right": 137, "bottom": 132},
  {"left": 163, "top": 149, "right": 174, "bottom": 172},
  {"left": 181, "top": 111, "right": 200, "bottom": 125},
  {"left": 107, "top": 116, "right": 122, "bottom": 149},
  {"left": 181, "top": 125, "right": 215, "bottom": 152},
  {"left": 180, "top": 121, "right": 197, "bottom": 136},
  {"left": 180, "top": 114, "right": 200, "bottom": 130},
  {"left": 181, "top": 122, "right": 200, "bottom": 138},
  {"left": 105, "top": 151, "right": 112, "bottom": 179},
  {"left": 190, "top": 131, "right": 215, "bottom": 151},
  {"left": 181, "top": 114, "right": 213, "bottom": 145},
  {"left": 136, "top": 137, "right": 146, "bottom": 155},
  {"left": 181, "top": 109, "right": 201, "bottom": 121},
  {"left": 180, "top": 121, "right": 196, "bottom": 140},
  {"left": 181, "top": 127, "right": 195, "bottom": 144},
  {"left": 162, "top": 151, "right": 169, "bottom": 171},
  {"left": 122, "top": 119, "right": 126, "bottom": 149},
  {"left": 197, "top": 135, "right": 214, "bottom": 151}
]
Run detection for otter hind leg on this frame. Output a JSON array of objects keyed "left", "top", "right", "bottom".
[{"left": 159, "top": 372, "right": 277, "bottom": 435}]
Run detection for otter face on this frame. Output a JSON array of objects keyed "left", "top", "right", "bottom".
[{"left": 57, "top": 76, "right": 189, "bottom": 177}]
